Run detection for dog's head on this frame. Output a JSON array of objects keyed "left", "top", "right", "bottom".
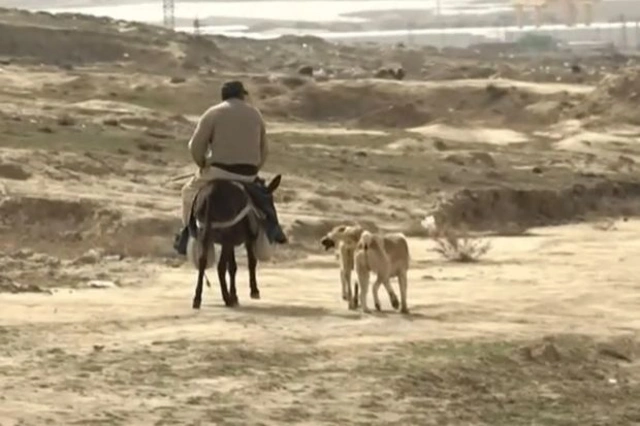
[{"left": 320, "top": 224, "right": 364, "bottom": 251}]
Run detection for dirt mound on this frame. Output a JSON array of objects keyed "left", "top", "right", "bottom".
[
  {"left": 0, "top": 196, "right": 183, "bottom": 258},
  {"left": 430, "top": 180, "right": 640, "bottom": 231},
  {"left": 0, "top": 161, "right": 30, "bottom": 180},
  {"left": 572, "top": 67, "right": 640, "bottom": 125},
  {"left": 0, "top": 274, "right": 48, "bottom": 294},
  {"left": 0, "top": 22, "right": 168, "bottom": 65},
  {"left": 593, "top": 67, "right": 640, "bottom": 100},
  {"left": 261, "top": 80, "right": 563, "bottom": 129},
  {"left": 0, "top": 196, "right": 110, "bottom": 225},
  {"left": 0, "top": 196, "right": 120, "bottom": 254},
  {"left": 354, "top": 103, "right": 431, "bottom": 129},
  {"left": 106, "top": 216, "right": 181, "bottom": 258}
]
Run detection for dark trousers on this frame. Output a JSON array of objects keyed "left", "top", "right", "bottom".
[
  {"left": 243, "top": 178, "right": 287, "bottom": 244},
  {"left": 174, "top": 164, "right": 286, "bottom": 255}
]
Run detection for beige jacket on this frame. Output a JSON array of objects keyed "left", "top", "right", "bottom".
[{"left": 188, "top": 98, "right": 268, "bottom": 169}]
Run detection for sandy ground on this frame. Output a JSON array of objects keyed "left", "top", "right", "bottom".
[
  {"left": 2, "top": 223, "right": 640, "bottom": 425},
  {"left": 2, "top": 8, "right": 640, "bottom": 426}
]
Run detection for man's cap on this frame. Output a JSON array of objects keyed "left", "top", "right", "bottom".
[{"left": 221, "top": 80, "right": 249, "bottom": 98}]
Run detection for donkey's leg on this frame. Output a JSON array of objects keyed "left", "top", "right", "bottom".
[
  {"left": 193, "top": 199, "right": 213, "bottom": 310},
  {"left": 227, "top": 246, "right": 239, "bottom": 307},
  {"left": 193, "top": 251, "right": 206, "bottom": 309},
  {"left": 216, "top": 247, "right": 231, "bottom": 307},
  {"left": 246, "top": 239, "right": 260, "bottom": 299}
]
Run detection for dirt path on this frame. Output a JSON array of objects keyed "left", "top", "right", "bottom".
[{"left": 1, "top": 223, "right": 639, "bottom": 425}]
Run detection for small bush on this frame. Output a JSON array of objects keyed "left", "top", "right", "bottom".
[
  {"left": 169, "top": 76, "right": 187, "bottom": 84},
  {"left": 57, "top": 114, "right": 76, "bottom": 126},
  {"left": 591, "top": 218, "right": 617, "bottom": 231},
  {"left": 421, "top": 215, "right": 491, "bottom": 263}
]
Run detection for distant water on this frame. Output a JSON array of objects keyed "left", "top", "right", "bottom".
[
  {"left": 173, "top": 21, "right": 637, "bottom": 46},
  {"left": 40, "top": 0, "right": 637, "bottom": 47},
  {"left": 43, "top": 0, "right": 512, "bottom": 23}
]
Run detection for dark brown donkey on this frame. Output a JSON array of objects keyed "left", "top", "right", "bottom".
[{"left": 190, "top": 175, "right": 282, "bottom": 309}]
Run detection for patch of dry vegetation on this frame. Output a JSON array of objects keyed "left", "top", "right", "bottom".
[
  {"left": 366, "top": 334, "right": 640, "bottom": 426},
  {"left": 422, "top": 215, "right": 492, "bottom": 262},
  {"left": 5, "top": 331, "right": 636, "bottom": 425}
]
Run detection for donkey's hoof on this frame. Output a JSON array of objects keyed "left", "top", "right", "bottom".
[
  {"left": 342, "top": 293, "right": 349, "bottom": 301},
  {"left": 192, "top": 299, "right": 202, "bottom": 310},
  {"left": 250, "top": 291, "right": 261, "bottom": 300},
  {"left": 400, "top": 307, "right": 410, "bottom": 315},
  {"left": 374, "top": 302, "right": 381, "bottom": 312}
]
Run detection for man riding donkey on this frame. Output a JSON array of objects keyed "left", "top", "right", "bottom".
[{"left": 173, "top": 80, "right": 288, "bottom": 256}]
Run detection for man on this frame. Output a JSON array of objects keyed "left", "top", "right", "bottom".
[{"left": 173, "top": 80, "right": 287, "bottom": 256}]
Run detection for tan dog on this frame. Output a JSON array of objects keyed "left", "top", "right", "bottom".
[
  {"left": 353, "top": 230, "right": 410, "bottom": 314},
  {"left": 320, "top": 224, "right": 364, "bottom": 304}
]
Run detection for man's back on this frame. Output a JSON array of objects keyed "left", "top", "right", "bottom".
[{"left": 188, "top": 98, "right": 267, "bottom": 169}]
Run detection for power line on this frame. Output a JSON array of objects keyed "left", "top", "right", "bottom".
[{"left": 163, "top": 0, "right": 175, "bottom": 29}]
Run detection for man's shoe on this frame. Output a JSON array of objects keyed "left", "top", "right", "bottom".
[
  {"left": 173, "top": 227, "right": 189, "bottom": 256},
  {"left": 266, "top": 224, "right": 288, "bottom": 245},
  {"left": 275, "top": 229, "right": 288, "bottom": 244}
]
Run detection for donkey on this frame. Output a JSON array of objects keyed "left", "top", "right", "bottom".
[{"left": 189, "top": 174, "right": 282, "bottom": 309}]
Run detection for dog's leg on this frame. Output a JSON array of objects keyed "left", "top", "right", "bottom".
[
  {"left": 344, "top": 268, "right": 353, "bottom": 302},
  {"left": 357, "top": 270, "right": 371, "bottom": 313},
  {"left": 372, "top": 276, "right": 383, "bottom": 311},
  {"left": 340, "top": 269, "right": 349, "bottom": 301},
  {"left": 381, "top": 276, "right": 400, "bottom": 311},
  {"left": 398, "top": 270, "right": 409, "bottom": 314},
  {"left": 347, "top": 270, "right": 356, "bottom": 310}
]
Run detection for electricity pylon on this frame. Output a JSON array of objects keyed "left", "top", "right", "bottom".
[
  {"left": 512, "top": 0, "right": 600, "bottom": 27},
  {"left": 163, "top": 0, "right": 175, "bottom": 29}
]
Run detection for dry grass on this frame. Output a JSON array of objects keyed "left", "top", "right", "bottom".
[
  {"left": 421, "top": 215, "right": 492, "bottom": 262},
  {"left": 432, "top": 229, "right": 492, "bottom": 262},
  {"left": 591, "top": 218, "right": 618, "bottom": 231}
]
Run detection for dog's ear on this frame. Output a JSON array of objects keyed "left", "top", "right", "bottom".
[
  {"left": 345, "top": 226, "right": 363, "bottom": 242},
  {"left": 371, "top": 235, "right": 388, "bottom": 254}
]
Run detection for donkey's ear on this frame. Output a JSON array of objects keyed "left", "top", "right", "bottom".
[{"left": 267, "top": 174, "right": 282, "bottom": 192}]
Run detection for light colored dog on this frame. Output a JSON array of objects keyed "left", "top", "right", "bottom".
[
  {"left": 321, "top": 225, "right": 410, "bottom": 313},
  {"left": 353, "top": 230, "right": 410, "bottom": 314},
  {"left": 320, "top": 224, "right": 363, "bottom": 303}
]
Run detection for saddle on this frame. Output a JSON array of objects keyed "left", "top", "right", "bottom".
[{"left": 189, "top": 179, "right": 263, "bottom": 237}]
